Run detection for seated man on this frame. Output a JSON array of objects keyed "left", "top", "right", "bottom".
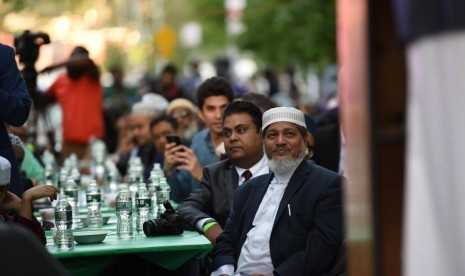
[
  {"left": 149, "top": 114, "right": 180, "bottom": 167},
  {"left": 164, "top": 76, "right": 234, "bottom": 202},
  {"left": 0, "top": 156, "right": 59, "bottom": 245},
  {"left": 178, "top": 101, "right": 268, "bottom": 245},
  {"left": 211, "top": 107, "right": 344, "bottom": 276}
]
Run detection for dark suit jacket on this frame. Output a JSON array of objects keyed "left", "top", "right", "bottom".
[
  {"left": 211, "top": 160, "right": 344, "bottom": 276},
  {"left": 177, "top": 159, "right": 239, "bottom": 229},
  {"left": 0, "top": 44, "right": 31, "bottom": 197}
]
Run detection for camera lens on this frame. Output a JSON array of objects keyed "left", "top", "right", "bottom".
[{"left": 143, "top": 220, "right": 157, "bottom": 237}]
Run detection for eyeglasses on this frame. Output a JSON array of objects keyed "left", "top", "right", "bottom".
[{"left": 172, "top": 110, "right": 191, "bottom": 119}]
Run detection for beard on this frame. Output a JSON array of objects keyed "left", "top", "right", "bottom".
[{"left": 268, "top": 151, "right": 305, "bottom": 176}]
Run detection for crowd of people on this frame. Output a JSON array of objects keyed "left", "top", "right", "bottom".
[{"left": 1, "top": 42, "right": 345, "bottom": 275}]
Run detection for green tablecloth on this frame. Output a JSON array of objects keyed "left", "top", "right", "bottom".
[{"left": 46, "top": 228, "right": 211, "bottom": 275}]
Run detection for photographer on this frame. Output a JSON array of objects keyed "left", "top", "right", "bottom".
[
  {"left": 41, "top": 46, "right": 104, "bottom": 160},
  {"left": 0, "top": 43, "right": 32, "bottom": 197}
]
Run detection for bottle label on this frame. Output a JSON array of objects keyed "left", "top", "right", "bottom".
[
  {"left": 65, "top": 190, "right": 77, "bottom": 199},
  {"left": 116, "top": 201, "right": 131, "bottom": 211},
  {"left": 136, "top": 198, "right": 151, "bottom": 208},
  {"left": 55, "top": 210, "right": 72, "bottom": 221},
  {"left": 87, "top": 193, "right": 101, "bottom": 203}
]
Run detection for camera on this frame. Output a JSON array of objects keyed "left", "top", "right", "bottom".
[
  {"left": 14, "top": 30, "right": 50, "bottom": 66},
  {"left": 143, "top": 201, "right": 184, "bottom": 237}
]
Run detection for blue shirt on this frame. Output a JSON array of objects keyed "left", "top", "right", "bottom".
[{"left": 168, "top": 129, "right": 220, "bottom": 202}]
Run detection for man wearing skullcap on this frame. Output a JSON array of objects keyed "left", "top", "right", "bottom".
[
  {"left": 211, "top": 107, "right": 344, "bottom": 276},
  {"left": 0, "top": 156, "right": 59, "bottom": 245}
]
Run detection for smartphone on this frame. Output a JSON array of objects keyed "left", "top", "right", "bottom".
[{"left": 166, "top": 135, "right": 183, "bottom": 147}]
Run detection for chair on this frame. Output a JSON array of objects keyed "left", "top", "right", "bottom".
[{"left": 0, "top": 224, "right": 70, "bottom": 275}]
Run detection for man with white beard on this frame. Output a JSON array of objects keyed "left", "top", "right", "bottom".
[{"left": 211, "top": 107, "right": 344, "bottom": 276}]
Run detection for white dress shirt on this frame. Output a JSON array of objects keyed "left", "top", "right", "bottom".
[
  {"left": 235, "top": 154, "right": 269, "bottom": 186},
  {"left": 196, "top": 154, "right": 269, "bottom": 231},
  {"left": 212, "top": 166, "right": 297, "bottom": 276}
]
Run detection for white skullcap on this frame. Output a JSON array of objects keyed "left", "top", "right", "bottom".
[
  {"left": 262, "top": 107, "right": 306, "bottom": 131},
  {"left": 0, "top": 156, "right": 11, "bottom": 185},
  {"left": 142, "top": 93, "right": 169, "bottom": 111},
  {"left": 132, "top": 93, "right": 169, "bottom": 118},
  {"left": 166, "top": 98, "right": 197, "bottom": 115}
]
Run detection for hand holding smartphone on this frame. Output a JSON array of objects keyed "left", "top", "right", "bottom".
[{"left": 166, "top": 135, "right": 183, "bottom": 147}]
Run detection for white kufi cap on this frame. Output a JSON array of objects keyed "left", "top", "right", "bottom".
[
  {"left": 262, "top": 107, "right": 306, "bottom": 131},
  {"left": 131, "top": 93, "right": 169, "bottom": 118},
  {"left": 0, "top": 156, "right": 11, "bottom": 186}
]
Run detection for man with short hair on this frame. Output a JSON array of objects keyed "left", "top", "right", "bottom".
[
  {"left": 149, "top": 114, "right": 179, "bottom": 167},
  {"left": 211, "top": 107, "right": 344, "bottom": 276},
  {"left": 164, "top": 76, "right": 234, "bottom": 202},
  {"left": 177, "top": 101, "right": 267, "bottom": 245}
]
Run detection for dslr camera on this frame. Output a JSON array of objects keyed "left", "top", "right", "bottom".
[{"left": 143, "top": 201, "right": 184, "bottom": 237}]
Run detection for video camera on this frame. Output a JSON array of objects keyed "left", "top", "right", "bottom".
[
  {"left": 143, "top": 201, "right": 184, "bottom": 237},
  {"left": 14, "top": 30, "right": 50, "bottom": 66}
]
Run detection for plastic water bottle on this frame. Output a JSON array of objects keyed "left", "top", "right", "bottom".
[
  {"left": 58, "top": 168, "right": 68, "bottom": 188},
  {"left": 86, "top": 181, "right": 103, "bottom": 228},
  {"left": 63, "top": 178, "right": 82, "bottom": 228},
  {"left": 54, "top": 194, "right": 74, "bottom": 250},
  {"left": 135, "top": 183, "right": 151, "bottom": 233},
  {"left": 116, "top": 190, "right": 133, "bottom": 238},
  {"left": 70, "top": 167, "right": 81, "bottom": 187},
  {"left": 152, "top": 163, "right": 165, "bottom": 178},
  {"left": 157, "top": 177, "right": 171, "bottom": 216},
  {"left": 147, "top": 171, "right": 159, "bottom": 217}
]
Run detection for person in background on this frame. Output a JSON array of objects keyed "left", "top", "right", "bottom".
[
  {"left": 178, "top": 101, "right": 268, "bottom": 246},
  {"left": 8, "top": 133, "right": 33, "bottom": 191},
  {"left": 0, "top": 156, "right": 59, "bottom": 245},
  {"left": 180, "top": 60, "right": 203, "bottom": 103},
  {"left": 7, "top": 127, "right": 45, "bottom": 186},
  {"left": 234, "top": 92, "right": 278, "bottom": 113},
  {"left": 0, "top": 43, "right": 32, "bottom": 197},
  {"left": 43, "top": 46, "right": 104, "bottom": 160},
  {"left": 116, "top": 93, "right": 168, "bottom": 179},
  {"left": 164, "top": 76, "right": 234, "bottom": 202},
  {"left": 165, "top": 98, "right": 198, "bottom": 143},
  {"left": 149, "top": 115, "right": 180, "bottom": 167},
  {"left": 103, "top": 66, "right": 138, "bottom": 154},
  {"left": 211, "top": 107, "right": 344, "bottom": 276},
  {"left": 152, "top": 63, "right": 184, "bottom": 101}
]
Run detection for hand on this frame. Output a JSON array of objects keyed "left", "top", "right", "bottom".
[
  {"left": 215, "top": 142, "right": 225, "bottom": 159},
  {"left": 164, "top": 142, "right": 178, "bottom": 175},
  {"left": 173, "top": 146, "right": 203, "bottom": 181},
  {"left": 0, "top": 192, "right": 21, "bottom": 213},
  {"left": 204, "top": 223, "right": 223, "bottom": 246},
  {"left": 19, "top": 185, "right": 59, "bottom": 220},
  {"left": 23, "top": 185, "right": 59, "bottom": 202}
]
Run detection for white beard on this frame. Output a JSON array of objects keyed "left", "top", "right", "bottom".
[{"left": 268, "top": 152, "right": 304, "bottom": 176}]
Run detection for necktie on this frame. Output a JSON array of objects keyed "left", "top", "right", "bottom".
[{"left": 242, "top": 170, "right": 252, "bottom": 182}]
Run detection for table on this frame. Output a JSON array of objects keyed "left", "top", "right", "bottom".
[{"left": 46, "top": 222, "right": 211, "bottom": 275}]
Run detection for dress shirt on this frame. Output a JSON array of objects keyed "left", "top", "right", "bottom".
[
  {"left": 235, "top": 154, "right": 269, "bottom": 186},
  {"left": 196, "top": 154, "right": 269, "bottom": 231},
  {"left": 212, "top": 165, "right": 298, "bottom": 276}
]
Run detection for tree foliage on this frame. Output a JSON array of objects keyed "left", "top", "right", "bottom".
[{"left": 237, "top": 0, "right": 336, "bottom": 69}]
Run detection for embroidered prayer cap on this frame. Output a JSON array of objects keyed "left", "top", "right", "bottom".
[
  {"left": 0, "top": 156, "right": 11, "bottom": 185},
  {"left": 262, "top": 107, "right": 306, "bottom": 131},
  {"left": 166, "top": 98, "right": 197, "bottom": 115}
]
